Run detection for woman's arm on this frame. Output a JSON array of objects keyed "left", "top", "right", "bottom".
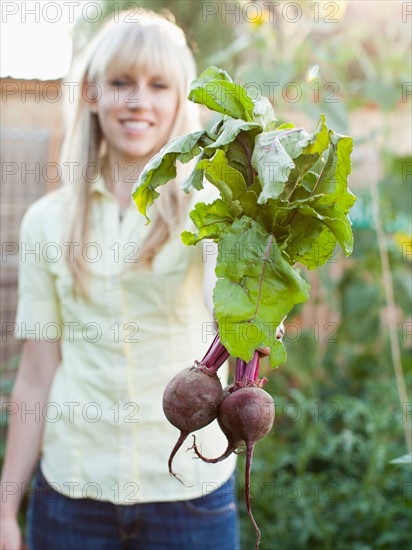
[{"left": 0, "top": 339, "right": 61, "bottom": 546}]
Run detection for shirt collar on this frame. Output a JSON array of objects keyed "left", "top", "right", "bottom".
[{"left": 90, "top": 176, "right": 109, "bottom": 196}]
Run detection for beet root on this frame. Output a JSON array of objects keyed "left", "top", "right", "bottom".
[
  {"left": 218, "top": 386, "right": 274, "bottom": 443},
  {"left": 192, "top": 385, "right": 274, "bottom": 549},
  {"left": 221, "top": 387, "right": 274, "bottom": 549},
  {"left": 227, "top": 387, "right": 274, "bottom": 549},
  {"left": 162, "top": 365, "right": 223, "bottom": 481}
]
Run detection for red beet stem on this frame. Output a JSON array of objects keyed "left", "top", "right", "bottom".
[
  {"left": 243, "top": 351, "right": 260, "bottom": 383},
  {"left": 200, "top": 332, "right": 230, "bottom": 374},
  {"left": 213, "top": 346, "right": 230, "bottom": 371},
  {"left": 245, "top": 441, "right": 261, "bottom": 550},
  {"left": 251, "top": 353, "right": 260, "bottom": 381},
  {"left": 189, "top": 434, "right": 236, "bottom": 463},
  {"left": 200, "top": 332, "right": 220, "bottom": 365},
  {"left": 235, "top": 358, "right": 247, "bottom": 383}
]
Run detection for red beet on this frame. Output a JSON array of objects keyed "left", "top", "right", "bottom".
[
  {"left": 162, "top": 365, "right": 223, "bottom": 481},
  {"left": 219, "top": 386, "right": 274, "bottom": 444},
  {"left": 192, "top": 385, "right": 275, "bottom": 549}
]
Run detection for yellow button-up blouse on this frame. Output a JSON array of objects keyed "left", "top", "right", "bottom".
[{"left": 15, "top": 177, "right": 236, "bottom": 504}]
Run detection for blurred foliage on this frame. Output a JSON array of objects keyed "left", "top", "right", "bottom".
[{"left": 208, "top": 0, "right": 411, "bottom": 132}]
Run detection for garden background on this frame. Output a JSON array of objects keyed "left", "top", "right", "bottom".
[{"left": 1, "top": 1, "right": 411, "bottom": 548}]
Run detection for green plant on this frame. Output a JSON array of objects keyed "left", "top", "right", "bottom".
[{"left": 133, "top": 66, "right": 356, "bottom": 368}]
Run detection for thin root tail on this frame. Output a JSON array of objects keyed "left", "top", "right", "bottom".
[
  {"left": 189, "top": 434, "right": 235, "bottom": 464},
  {"left": 245, "top": 442, "right": 261, "bottom": 550},
  {"left": 168, "top": 431, "right": 192, "bottom": 486}
]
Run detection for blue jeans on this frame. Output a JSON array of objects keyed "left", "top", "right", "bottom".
[{"left": 27, "top": 464, "right": 240, "bottom": 550}]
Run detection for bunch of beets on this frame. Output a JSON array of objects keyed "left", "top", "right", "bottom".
[{"left": 163, "top": 332, "right": 276, "bottom": 549}]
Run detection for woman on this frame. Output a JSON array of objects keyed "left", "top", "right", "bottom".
[{"left": 0, "top": 10, "right": 239, "bottom": 550}]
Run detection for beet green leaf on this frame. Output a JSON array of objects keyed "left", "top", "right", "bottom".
[
  {"left": 131, "top": 66, "right": 356, "bottom": 367},
  {"left": 132, "top": 130, "right": 205, "bottom": 220},
  {"left": 188, "top": 66, "right": 255, "bottom": 122},
  {"left": 214, "top": 217, "right": 310, "bottom": 367}
]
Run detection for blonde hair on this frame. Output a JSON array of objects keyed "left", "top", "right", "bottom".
[{"left": 61, "top": 9, "right": 201, "bottom": 298}]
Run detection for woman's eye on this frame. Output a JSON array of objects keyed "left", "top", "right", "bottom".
[
  {"left": 110, "top": 80, "right": 132, "bottom": 89},
  {"left": 151, "top": 82, "right": 168, "bottom": 89}
]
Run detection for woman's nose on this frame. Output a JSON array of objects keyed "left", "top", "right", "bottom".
[{"left": 127, "top": 83, "right": 151, "bottom": 110}]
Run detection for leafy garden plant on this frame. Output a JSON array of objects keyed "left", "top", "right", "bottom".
[
  {"left": 132, "top": 66, "right": 356, "bottom": 548},
  {"left": 133, "top": 66, "right": 356, "bottom": 368}
]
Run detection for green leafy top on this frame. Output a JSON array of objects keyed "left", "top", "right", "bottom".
[{"left": 132, "top": 66, "right": 356, "bottom": 367}]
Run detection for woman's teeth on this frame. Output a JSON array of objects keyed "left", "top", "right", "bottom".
[{"left": 123, "top": 121, "right": 151, "bottom": 130}]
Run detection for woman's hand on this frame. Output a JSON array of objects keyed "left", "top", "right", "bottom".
[{"left": 0, "top": 513, "right": 22, "bottom": 550}]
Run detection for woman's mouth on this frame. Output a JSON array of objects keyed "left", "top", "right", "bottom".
[{"left": 122, "top": 120, "right": 152, "bottom": 130}]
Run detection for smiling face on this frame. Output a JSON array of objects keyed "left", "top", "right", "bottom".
[{"left": 91, "top": 68, "right": 179, "bottom": 167}]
